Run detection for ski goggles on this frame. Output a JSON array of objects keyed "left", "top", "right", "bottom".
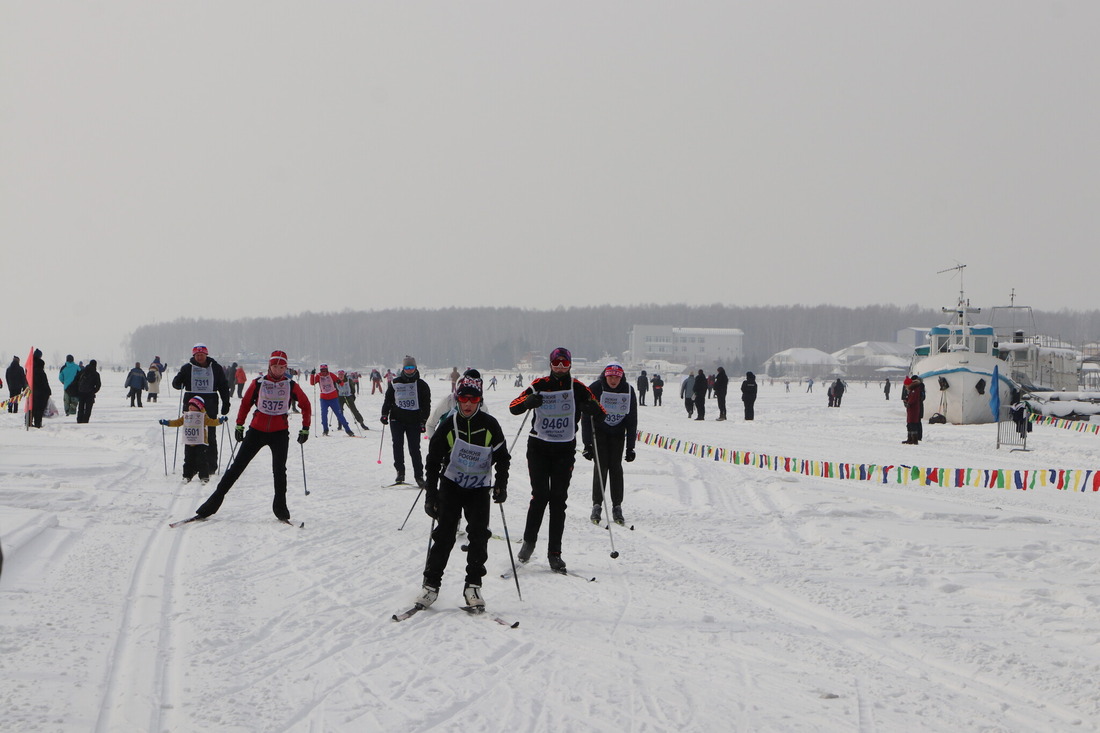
[
  {"left": 550, "top": 358, "right": 571, "bottom": 368},
  {"left": 402, "top": 365, "right": 417, "bottom": 372},
  {"left": 456, "top": 395, "right": 482, "bottom": 404}
]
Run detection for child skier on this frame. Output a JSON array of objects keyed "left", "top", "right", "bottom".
[
  {"left": 159, "top": 396, "right": 225, "bottom": 483},
  {"left": 414, "top": 374, "right": 510, "bottom": 612}
]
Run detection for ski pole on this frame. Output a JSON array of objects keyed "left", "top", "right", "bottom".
[
  {"left": 509, "top": 410, "right": 531, "bottom": 454},
  {"left": 499, "top": 502, "right": 523, "bottom": 601},
  {"left": 171, "top": 390, "right": 184, "bottom": 473},
  {"left": 161, "top": 424, "right": 168, "bottom": 476},
  {"left": 376, "top": 423, "right": 387, "bottom": 464},
  {"left": 590, "top": 417, "right": 619, "bottom": 560},
  {"left": 301, "top": 442, "right": 309, "bottom": 496},
  {"left": 218, "top": 419, "right": 226, "bottom": 473},
  {"left": 398, "top": 487, "right": 424, "bottom": 531}
]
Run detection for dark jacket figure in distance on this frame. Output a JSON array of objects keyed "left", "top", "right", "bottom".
[
  {"left": 903, "top": 376, "right": 923, "bottom": 444},
  {"left": 651, "top": 374, "right": 663, "bottom": 406},
  {"left": 30, "top": 351, "right": 51, "bottom": 428},
  {"left": 75, "top": 360, "right": 101, "bottom": 423},
  {"left": 581, "top": 362, "right": 638, "bottom": 526},
  {"left": 414, "top": 374, "right": 510, "bottom": 611},
  {"left": 636, "top": 370, "right": 648, "bottom": 406},
  {"left": 883, "top": 377, "right": 891, "bottom": 401},
  {"left": 6, "top": 356, "right": 26, "bottom": 414},
  {"left": 126, "top": 362, "right": 148, "bottom": 407},
  {"left": 681, "top": 373, "right": 695, "bottom": 417},
  {"left": 714, "top": 367, "right": 729, "bottom": 420},
  {"left": 509, "top": 347, "right": 606, "bottom": 573},
  {"left": 692, "top": 369, "right": 708, "bottom": 420},
  {"left": 741, "top": 371, "right": 758, "bottom": 421}
]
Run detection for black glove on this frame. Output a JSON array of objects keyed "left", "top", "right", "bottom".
[
  {"left": 525, "top": 392, "right": 544, "bottom": 409},
  {"left": 158, "top": 419, "right": 169, "bottom": 426},
  {"left": 380, "top": 415, "right": 389, "bottom": 425},
  {"left": 297, "top": 429, "right": 309, "bottom": 444},
  {"left": 311, "top": 369, "right": 316, "bottom": 375},
  {"left": 424, "top": 491, "right": 439, "bottom": 518},
  {"left": 625, "top": 448, "right": 636, "bottom": 463},
  {"left": 493, "top": 484, "right": 507, "bottom": 504},
  {"left": 220, "top": 400, "right": 230, "bottom": 416},
  {"left": 582, "top": 445, "right": 594, "bottom": 461},
  {"left": 234, "top": 425, "right": 245, "bottom": 442},
  {"left": 419, "top": 422, "right": 427, "bottom": 433}
]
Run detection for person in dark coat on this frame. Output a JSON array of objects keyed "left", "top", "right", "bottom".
[
  {"left": 581, "top": 362, "right": 638, "bottom": 526},
  {"left": 30, "top": 351, "right": 52, "bottom": 428},
  {"left": 883, "top": 377, "right": 891, "bottom": 401},
  {"left": 651, "top": 373, "right": 663, "bottom": 406},
  {"left": 380, "top": 355, "right": 432, "bottom": 486},
  {"left": 831, "top": 378, "right": 846, "bottom": 407},
  {"left": 636, "top": 370, "right": 648, "bottom": 406},
  {"left": 6, "top": 356, "right": 26, "bottom": 413},
  {"left": 714, "top": 367, "right": 729, "bottom": 420},
  {"left": 903, "top": 376, "right": 922, "bottom": 444},
  {"left": 76, "top": 360, "right": 101, "bottom": 423},
  {"left": 741, "top": 371, "right": 758, "bottom": 421},
  {"left": 125, "top": 362, "right": 148, "bottom": 407},
  {"left": 692, "top": 368, "right": 708, "bottom": 420},
  {"left": 681, "top": 372, "right": 696, "bottom": 417}
]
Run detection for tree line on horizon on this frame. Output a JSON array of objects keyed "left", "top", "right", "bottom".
[{"left": 127, "top": 303, "right": 1100, "bottom": 372}]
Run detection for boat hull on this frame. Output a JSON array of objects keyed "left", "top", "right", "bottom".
[{"left": 912, "top": 353, "right": 1015, "bottom": 425}]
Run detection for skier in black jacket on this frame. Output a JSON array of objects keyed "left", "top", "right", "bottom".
[
  {"left": 171, "top": 344, "right": 232, "bottom": 475},
  {"left": 380, "top": 355, "right": 432, "bottom": 486},
  {"left": 509, "top": 347, "right": 606, "bottom": 572},
  {"left": 413, "top": 374, "right": 510, "bottom": 612},
  {"left": 581, "top": 362, "right": 638, "bottom": 526},
  {"left": 741, "top": 371, "right": 758, "bottom": 421}
]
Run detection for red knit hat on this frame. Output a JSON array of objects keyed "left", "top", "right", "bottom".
[
  {"left": 269, "top": 350, "right": 288, "bottom": 366},
  {"left": 188, "top": 396, "right": 206, "bottom": 411}
]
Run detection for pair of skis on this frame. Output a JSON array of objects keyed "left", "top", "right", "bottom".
[
  {"left": 168, "top": 516, "right": 303, "bottom": 529},
  {"left": 392, "top": 604, "right": 518, "bottom": 628}
]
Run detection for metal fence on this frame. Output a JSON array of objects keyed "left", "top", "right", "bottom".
[{"left": 996, "top": 404, "right": 1031, "bottom": 451}]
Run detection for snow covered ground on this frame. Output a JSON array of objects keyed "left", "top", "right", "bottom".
[{"left": 4, "top": 370, "right": 1100, "bottom": 732}]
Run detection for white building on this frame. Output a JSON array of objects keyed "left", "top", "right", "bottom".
[{"left": 626, "top": 325, "right": 744, "bottom": 369}]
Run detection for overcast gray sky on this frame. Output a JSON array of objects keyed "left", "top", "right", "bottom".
[{"left": 3, "top": 1, "right": 1098, "bottom": 362}]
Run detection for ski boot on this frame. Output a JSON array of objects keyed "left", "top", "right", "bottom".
[
  {"left": 590, "top": 505, "right": 602, "bottom": 524},
  {"left": 517, "top": 540, "right": 535, "bottom": 564},
  {"left": 548, "top": 552, "right": 567, "bottom": 573},
  {"left": 415, "top": 583, "right": 439, "bottom": 608},
  {"left": 612, "top": 505, "right": 625, "bottom": 525},
  {"left": 463, "top": 583, "right": 485, "bottom": 611}
]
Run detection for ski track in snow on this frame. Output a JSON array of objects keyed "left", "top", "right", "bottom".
[{"left": 4, "top": 375, "right": 1100, "bottom": 730}]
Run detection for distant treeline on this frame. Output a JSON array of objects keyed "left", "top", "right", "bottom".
[{"left": 127, "top": 304, "right": 1100, "bottom": 371}]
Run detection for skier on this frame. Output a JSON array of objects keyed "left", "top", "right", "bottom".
[
  {"left": 310, "top": 364, "right": 355, "bottom": 436},
  {"left": 159, "top": 396, "right": 225, "bottom": 483},
  {"left": 582, "top": 362, "right": 638, "bottom": 526},
  {"left": 380, "top": 356, "right": 432, "bottom": 486},
  {"left": 509, "top": 347, "right": 606, "bottom": 572},
  {"left": 171, "top": 344, "right": 232, "bottom": 475},
  {"left": 336, "top": 370, "right": 369, "bottom": 431},
  {"left": 370, "top": 368, "right": 384, "bottom": 394},
  {"left": 193, "top": 350, "right": 312, "bottom": 522},
  {"left": 426, "top": 368, "right": 484, "bottom": 438},
  {"left": 413, "top": 374, "right": 510, "bottom": 611}
]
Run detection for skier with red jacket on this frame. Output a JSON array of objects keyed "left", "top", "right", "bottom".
[{"left": 310, "top": 364, "right": 355, "bottom": 436}]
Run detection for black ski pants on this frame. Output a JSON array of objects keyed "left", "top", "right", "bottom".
[
  {"left": 591, "top": 431, "right": 626, "bottom": 507},
  {"left": 197, "top": 428, "right": 289, "bottom": 520},
  {"left": 424, "top": 482, "right": 491, "bottom": 588},
  {"left": 743, "top": 397, "right": 755, "bottom": 421},
  {"left": 522, "top": 439, "right": 575, "bottom": 555},
  {"left": 76, "top": 396, "right": 95, "bottom": 423},
  {"left": 390, "top": 420, "right": 424, "bottom": 478}
]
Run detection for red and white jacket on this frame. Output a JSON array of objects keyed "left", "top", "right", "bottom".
[
  {"left": 238, "top": 374, "right": 312, "bottom": 433},
  {"left": 310, "top": 370, "right": 340, "bottom": 400}
]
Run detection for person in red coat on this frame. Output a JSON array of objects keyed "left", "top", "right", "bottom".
[
  {"left": 903, "top": 376, "right": 923, "bottom": 445},
  {"left": 194, "top": 350, "right": 312, "bottom": 522}
]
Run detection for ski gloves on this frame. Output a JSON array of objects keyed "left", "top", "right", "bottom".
[
  {"left": 297, "top": 429, "right": 309, "bottom": 444},
  {"left": 379, "top": 415, "right": 388, "bottom": 425},
  {"left": 524, "top": 392, "right": 544, "bottom": 409},
  {"left": 493, "top": 484, "right": 507, "bottom": 504},
  {"left": 582, "top": 445, "right": 594, "bottom": 461},
  {"left": 234, "top": 425, "right": 245, "bottom": 442},
  {"left": 625, "top": 448, "right": 636, "bottom": 462},
  {"left": 424, "top": 490, "right": 439, "bottom": 519}
]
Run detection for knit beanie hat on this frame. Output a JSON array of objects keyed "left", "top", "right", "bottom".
[
  {"left": 603, "top": 362, "right": 625, "bottom": 378},
  {"left": 403, "top": 355, "right": 417, "bottom": 368},
  {"left": 188, "top": 396, "right": 206, "bottom": 411},
  {"left": 455, "top": 375, "right": 483, "bottom": 399},
  {"left": 192, "top": 344, "right": 208, "bottom": 355},
  {"left": 549, "top": 347, "right": 571, "bottom": 364},
  {"left": 269, "top": 350, "right": 288, "bottom": 366}
]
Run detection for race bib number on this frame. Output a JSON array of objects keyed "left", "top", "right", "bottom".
[
  {"left": 191, "top": 365, "right": 214, "bottom": 394},
  {"left": 182, "top": 411, "right": 207, "bottom": 445},
  {"left": 600, "top": 392, "right": 630, "bottom": 427},
  {"left": 256, "top": 379, "right": 292, "bottom": 416},
  {"left": 394, "top": 382, "right": 419, "bottom": 411},
  {"left": 533, "top": 389, "right": 574, "bottom": 443},
  {"left": 442, "top": 438, "right": 493, "bottom": 489}
]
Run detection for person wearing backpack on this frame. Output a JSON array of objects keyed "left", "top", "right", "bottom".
[
  {"left": 75, "top": 360, "right": 101, "bottom": 423},
  {"left": 146, "top": 364, "right": 161, "bottom": 403}
]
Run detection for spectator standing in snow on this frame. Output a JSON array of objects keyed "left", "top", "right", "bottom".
[
  {"left": 714, "top": 367, "right": 729, "bottom": 420},
  {"left": 883, "top": 378, "right": 891, "bottom": 400},
  {"left": 75, "top": 360, "right": 101, "bottom": 423},
  {"left": 193, "top": 350, "right": 311, "bottom": 522},
  {"left": 310, "top": 364, "right": 355, "bottom": 436},
  {"left": 509, "top": 347, "right": 606, "bottom": 572},
  {"left": 30, "top": 351, "right": 51, "bottom": 428},
  {"left": 171, "top": 344, "right": 232, "bottom": 476},
  {"left": 651, "top": 373, "right": 664, "bottom": 406},
  {"left": 381, "top": 356, "right": 432, "bottom": 486},
  {"left": 636, "top": 370, "right": 648, "bottom": 406},
  {"left": 903, "top": 376, "right": 922, "bottom": 444},
  {"left": 58, "top": 355, "right": 80, "bottom": 416},
  {"left": 681, "top": 372, "right": 696, "bottom": 417},
  {"left": 692, "top": 368, "right": 708, "bottom": 420},
  {"left": 449, "top": 367, "right": 461, "bottom": 392},
  {"left": 146, "top": 363, "right": 161, "bottom": 403},
  {"left": 160, "top": 396, "right": 225, "bottom": 483},
  {"left": 125, "top": 362, "right": 148, "bottom": 407},
  {"left": 831, "top": 378, "right": 846, "bottom": 407},
  {"left": 6, "top": 356, "right": 26, "bottom": 413},
  {"left": 581, "top": 362, "right": 637, "bottom": 526},
  {"left": 413, "top": 373, "right": 510, "bottom": 612},
  {"left": 741, "top": 371, "right": 758, "bottom": 421},
  {"left": 806, "top": 378, "right": 814, "bottom": 393},
  {"left": 235, "top": 365, "right": 247, "bottom": 398}
]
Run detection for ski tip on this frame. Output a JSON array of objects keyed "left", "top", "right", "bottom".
[{"left": 510, "top": 621, "right": 520, "bottom": 628}]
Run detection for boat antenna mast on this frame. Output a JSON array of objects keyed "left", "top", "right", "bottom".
[{"left": 937, "top": 263, "right": 980, "bottom": 327}]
